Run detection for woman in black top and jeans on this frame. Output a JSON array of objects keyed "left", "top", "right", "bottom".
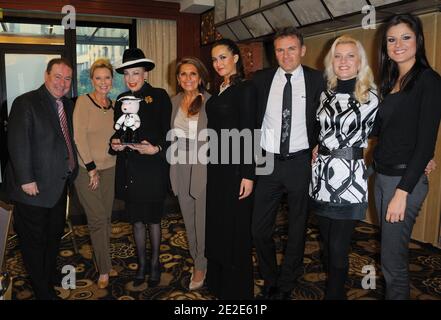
[{"left": 372, "top": 13, "right": 441, "bottom": 300}]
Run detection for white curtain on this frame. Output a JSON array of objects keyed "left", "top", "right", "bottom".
[{"left": 137, "top": 18, "right": 177, "bottom": 96}]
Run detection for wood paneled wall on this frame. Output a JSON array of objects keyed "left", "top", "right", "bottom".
[
  {"left": 0, "top": 0, "right": 179, "bottom": 20},
  {"left": 0, "top": 0, "right": 201, "bottom": 59},
  {"left": 302, "top": 12, "right": 441, "bottom": 246}
]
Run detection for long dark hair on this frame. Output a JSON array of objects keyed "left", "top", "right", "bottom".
[
  {"left": 211, "top": 38, "right": 245, "bottom": 87},
  {"left": 379, "top": 13, "right": 431, "bottom": 98},
  {"left": 176, "top": 56, "right": 209, "bottom": 116}
]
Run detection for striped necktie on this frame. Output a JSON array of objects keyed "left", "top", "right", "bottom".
[{"left": 56, "top": 99, "right": 76, "bottom": 172}]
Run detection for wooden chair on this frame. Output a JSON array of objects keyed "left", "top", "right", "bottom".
[
  {"left": 61, "top": 194, "right": 79, "bottom": 254},
  {"left": 0, "top": 201, "right": 13, "bottom": 300}
]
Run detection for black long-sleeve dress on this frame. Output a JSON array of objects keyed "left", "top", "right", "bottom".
[
  {"left": 205, "top": 80, "right": 256, "bottom": 299},
  {"left": 112, "top": 82, "right": 172, "bottom": 224}
]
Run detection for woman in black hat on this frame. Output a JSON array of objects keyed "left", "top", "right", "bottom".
[{"left": 110, "top": 48, "right": 172, "bottom": 287}]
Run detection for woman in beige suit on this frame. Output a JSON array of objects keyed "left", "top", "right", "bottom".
[{"left": 169, "top": 57, "right": 210, "bottom": 290}]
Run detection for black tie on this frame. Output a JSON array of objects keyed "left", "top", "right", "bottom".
[{"left": 280, "top": 73, "right": 292, "bottom": 156}]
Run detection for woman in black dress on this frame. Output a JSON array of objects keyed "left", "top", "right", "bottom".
[
  {"left": 205, "top": 39, "right": 256, "bottom": 299},
  {"left": 111, "top": 48, "right": 172, "bottom": 287}
]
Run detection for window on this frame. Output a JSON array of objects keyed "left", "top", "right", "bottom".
[
  {"left": 76, "top": 26, "right": 130, "bottom": 100},
  {"left": 0, "top": 22, "right": 64, "bottom": 45}
]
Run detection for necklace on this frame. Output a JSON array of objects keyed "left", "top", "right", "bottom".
[
  {"left": 219, "top": 82, "right": 230, "bottom": 95},
  {"left": 92, "top": 93, "right": 111, "bottom": 113}
]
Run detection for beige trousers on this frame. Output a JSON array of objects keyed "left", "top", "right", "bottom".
[
  {"left": 176, "top": 164, "right": 207, "bottom": 271},
  {"left": 74, "top": 166, "right": 115, "bottom": 274}
]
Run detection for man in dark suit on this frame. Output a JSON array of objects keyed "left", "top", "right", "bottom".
[
  {"left": 252, "top": 27, "right": 325, "bottom": 300},
  {"left": 6, "top": 58, "right": 78, "bottom": 299}
]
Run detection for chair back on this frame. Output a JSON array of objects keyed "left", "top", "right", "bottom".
[{"left": 0, "top": 201, "right": 13, "bottom": 271}]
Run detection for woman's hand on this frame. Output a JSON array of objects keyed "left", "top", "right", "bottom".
[
  {"left": 111, "top": 139, "right": 126, "bottom": 151},
  {"left": 239, "top": 178, "right": 254, "bottom": 200},
  {"left": 425, "top": 159, "right": 436, "bottom": 175},
  {"left": 311, "top": 145, "right": 318, "bottom": 165},
  {"left": 128, "top": 140, "right": 160, "bottom": 155},
  {"left": 386, "top": 189, "right": 408, "bottom": 223},
  {"left": 88, "top": 169, "right": 100, "bottom": 191}
]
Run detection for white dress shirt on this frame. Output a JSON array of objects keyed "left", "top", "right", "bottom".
[{"left": 261, "top": 65, "right": 309, "bottom": 154}]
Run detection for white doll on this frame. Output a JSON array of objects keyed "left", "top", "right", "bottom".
[{"left": 115, "top": 96, "right": 141, "bottom": 131}]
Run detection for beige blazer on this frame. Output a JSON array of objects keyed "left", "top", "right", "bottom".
[{"left": 169, "top": 91, "right": 210, "bottom": 199}]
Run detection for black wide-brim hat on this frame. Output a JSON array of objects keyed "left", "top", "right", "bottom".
[{"left": 115, "top": 48, "right": 155, "bottom": 74}]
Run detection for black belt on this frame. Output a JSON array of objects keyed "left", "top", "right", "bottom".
[
  {"left": 274, "top": 149, "right": 310, "bottom": 161},
  {"left": 373, "top": 160, "right": 407, "bottom": 171},
  {"left": 318, "top": 145, "right": 364, "bottom": 160}
]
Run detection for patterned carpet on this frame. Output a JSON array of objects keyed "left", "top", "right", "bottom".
[{"left": 4, "top": 200, "right": 441, "bottom": 300}]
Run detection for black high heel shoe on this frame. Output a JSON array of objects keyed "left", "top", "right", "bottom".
[
  {"left": 147, "top": 277, "right": 160, "bottom": 288},
  {"left": 147, "top": 260, "right": 161, "bottom": 287},
  {"left": 133, "top": 261, "right": 147, "bottom": 287},
  {"left": 133, "top": 276, "right": 146, "bottom": 287}
]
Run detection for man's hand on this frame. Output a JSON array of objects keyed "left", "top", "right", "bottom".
[
  {"left": 311, "top": 145, "right": 318, "bottom": 165},
  {"left": 239, "top": 178, "right": 254, "bottom": 200},
  {"left": 425, "top": 159, "right": 436, "bottom": 175},
  {"left": 21, "top": 182, "right": 39, "bottom": 196}
]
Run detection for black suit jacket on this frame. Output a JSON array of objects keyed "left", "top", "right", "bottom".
[
  {"left": 252, "top": 65, "right": 325, "bottom": 150},
  {"left": 6, "top": 85, "right": 78, "bottom": 208}
]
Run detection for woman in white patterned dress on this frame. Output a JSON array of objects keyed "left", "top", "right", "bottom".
[{"left": 309, "top": 35, "right": 378, "bottom": 300}]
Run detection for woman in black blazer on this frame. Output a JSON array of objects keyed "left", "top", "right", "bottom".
[{"left": 111, "top": 48, "right": 172, "bottom": 287}]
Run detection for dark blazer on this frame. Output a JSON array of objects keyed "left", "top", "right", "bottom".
[
  {"left": 252, "top": 65, "right": 325, "bottom": 149},
  {"left": 6, "top": 85, "right": 78, "bottom": 208}
]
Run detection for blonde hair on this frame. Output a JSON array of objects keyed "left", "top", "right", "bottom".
[
  {"left": 324, "top": 35, "right": 375, "bottom": 103},
  {"left": 90, "top": 58, "right": 113, "bottom": 79}
]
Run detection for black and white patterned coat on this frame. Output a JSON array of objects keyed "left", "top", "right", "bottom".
[{"left": 310, "top": 89, "right": 378, "bottom": 206}]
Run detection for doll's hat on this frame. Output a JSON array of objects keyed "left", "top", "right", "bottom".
[
  {"left": 115, "top": 48, "right": 155, "bottom": 74},
  {"left": 117, "top": 95, "right": 142, "bottom": 102}
]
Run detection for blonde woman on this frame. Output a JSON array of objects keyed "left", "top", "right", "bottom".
[
  {"left": 309, "top": 35, "right": 378, "bottom": 299},
  {"left": 73, "top": 58, "right": 117, "bottom": 289}
]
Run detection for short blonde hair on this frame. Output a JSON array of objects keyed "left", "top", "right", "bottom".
[
  {"left": 90, "top": 58, "right": 113, "bottom": 79},
  {"left": 324, "top": 35, "right": 375, "bottom": 103}
]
